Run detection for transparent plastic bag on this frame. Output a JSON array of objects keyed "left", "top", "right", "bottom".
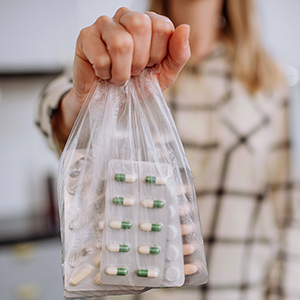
[{"left": 58, "top": 68, "right": 208, "bottom": 299}]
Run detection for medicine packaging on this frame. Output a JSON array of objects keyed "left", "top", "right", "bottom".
[{"left": 58, "top": 68, "right": 208, "bottom": 299}]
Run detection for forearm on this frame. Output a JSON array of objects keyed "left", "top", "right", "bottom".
[{"left": 51, "top": 88, "right": 81, "bottom": 151}]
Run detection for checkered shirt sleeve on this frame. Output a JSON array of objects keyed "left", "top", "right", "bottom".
[
  {"left": 35, "top": 71, "right": 73, "bottom": 156},
  {"left": 265, "top": 97, "right": 300, "bottom": 300}
]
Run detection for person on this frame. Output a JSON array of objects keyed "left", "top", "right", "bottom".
[{"left": 36, "top": 0, "right": 300, "bottom": 299}]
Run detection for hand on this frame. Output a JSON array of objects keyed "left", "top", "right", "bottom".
[{"left": 52, "top": 7, "right": 190, "bottom": 150}]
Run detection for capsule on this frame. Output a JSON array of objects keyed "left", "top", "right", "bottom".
[
  {"left": 181, "top": 223, "right": 194, "bottom": 235},
  {"left": 142, "top": 199, "right": 165, "bottom": 208},
  {"left": 145, "top": 176, "right": 166, "bottom": 185},
  {"left": 112, "top": 197, "right": 134, "bottom": 206},
  {"left": 107, "top": 243, "right": 130, "bottom": 253},
  {"left": 138, "top": 245, "right": 160, "bottom": 255},
  {"left": 140, "top": 222, "right": 162, "bottom": 232},
  {"left": 184, "top": 264, "right": 198, "bottom": 275},
  {"left": 110, "top": 220, "right": 132, "bottom": 229},
  {"left": 106, "top": 267, "right": 128, "bottom": 276},
  {"left": 69, "top": 266, "right": 93, "bottom": 286},
  {"left": 182, "top": 244, "right": 196, "bottom": 255},
  {"left": 178, "top": 204, "right": 191, "bottom": 216},
  {"left": 137, "top": 269, "right": 159, "bottom": 278},
  {"left": 115, "top": 173, "right": 136, "bottom": 182}
]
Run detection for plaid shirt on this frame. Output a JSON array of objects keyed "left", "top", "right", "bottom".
[{"left": 36, "top": 46, "right": 300, "bottom": 300}]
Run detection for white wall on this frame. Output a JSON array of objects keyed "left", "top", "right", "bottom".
[
  {"left": 0, "top": 0, "right": 149, "bottom": 72},
  {"left": 0, "top": 0, "right": 299, "bottom": 72},
  {"left": 256, "top": 0, "right": 300, "bottom": 68}
]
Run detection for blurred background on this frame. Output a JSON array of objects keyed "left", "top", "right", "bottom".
[{"left": 0, "top": 0, "right": 299, "bottom": 299}]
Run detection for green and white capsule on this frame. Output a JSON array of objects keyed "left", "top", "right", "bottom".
[
  {"left": 137, "top": 269, "right": 159, "bottom": 278},
  {"left": 112, "top": 197, "right": 134, "bottom": 206},
  {"left": 115, "top": 173, "right": 136, "bottom": 182},
  {"left": 142, "top": 199, "right": 165, "bottom": 208},
  {"left": 110, "top": 220, "right": 132, "bottom": 229},
  {"left": 140, "top": 222, "right": 162, "bottom": 232},
  {"left": 106, "top": 267, "right": 128, "bottom": 276},
  {"left": 107, "top": 243, "right": 130, "bottom": 253},
  {"left": 145, "top": 176, "right": 166, "bottom": 185},
  {"left": 138, "top": 245, "right": 160, "bottom": 255}
]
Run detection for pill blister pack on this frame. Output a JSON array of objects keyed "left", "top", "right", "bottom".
[
  {"left": 61, "top": 151, "right": 207, "bottom": 299},
  {"left": 100, "top": 159, "right": 184, "bottom": 288}
]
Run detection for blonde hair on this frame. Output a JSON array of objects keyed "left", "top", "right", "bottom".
[{"left": 150, "top": 0, "right": 285, "bottom": 94}]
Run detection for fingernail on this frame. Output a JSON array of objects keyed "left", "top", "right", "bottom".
[{"left": 185, "top": 25, "right": 190, "bottom": 45}]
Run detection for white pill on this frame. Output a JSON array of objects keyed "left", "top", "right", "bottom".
[
  {"left": 69, "top": 266, "right": 93, "bottom": 286},
  {"left": 165, "top": 267, "right": 180, "bottom": 281}
]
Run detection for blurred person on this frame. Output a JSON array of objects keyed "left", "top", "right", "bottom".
[{"left": 36, "top": 0, "right": 300, "bottom": 299}]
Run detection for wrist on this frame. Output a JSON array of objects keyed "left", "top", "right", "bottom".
[{"left": 51, "top": 88, "right": 79, "bottom": 151}]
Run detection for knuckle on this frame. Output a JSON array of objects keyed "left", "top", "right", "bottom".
[
  {"left": 94, "top": 55, "right": 111, "bottom": 70},
  {"left": 109, "top": 33, "right": 133, "bottom": 54},
  {"left": 115, "top": 7, "right": 130, "bottom": 16},
  {"left": 78, "top": 27, "right": 91, "bottom": 41},
  {"left": 127, "top": 13, "right": 151, "bottom": 33},
  {"left": 152, "top": 17, "right": 174, "bottom": 36},
  {"left": 95, "top": 15, "right": 111, "bottom": 26}
]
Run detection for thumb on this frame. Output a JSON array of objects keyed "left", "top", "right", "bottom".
[{"left": 157, "top": 24, "right": 191, "bottom": 91}]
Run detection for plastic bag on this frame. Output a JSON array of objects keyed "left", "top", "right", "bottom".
[{"left": 58, "top": 68, "right": 208, "bottom": 299}]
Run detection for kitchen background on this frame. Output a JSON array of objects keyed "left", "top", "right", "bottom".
[{"left": 0, "top": 0, "right": 299, "bottom": 299}]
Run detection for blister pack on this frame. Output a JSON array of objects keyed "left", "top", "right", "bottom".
[
  {"left": 58, "top": 68, "right": 208, "bottom": 299},
  {"left": 100, "top": 159, "right": 184, "bottom": 288}
]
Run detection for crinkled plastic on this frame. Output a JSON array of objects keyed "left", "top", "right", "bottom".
[{"left": 58, "top": 68, "right": 208, "bottom": 299}]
